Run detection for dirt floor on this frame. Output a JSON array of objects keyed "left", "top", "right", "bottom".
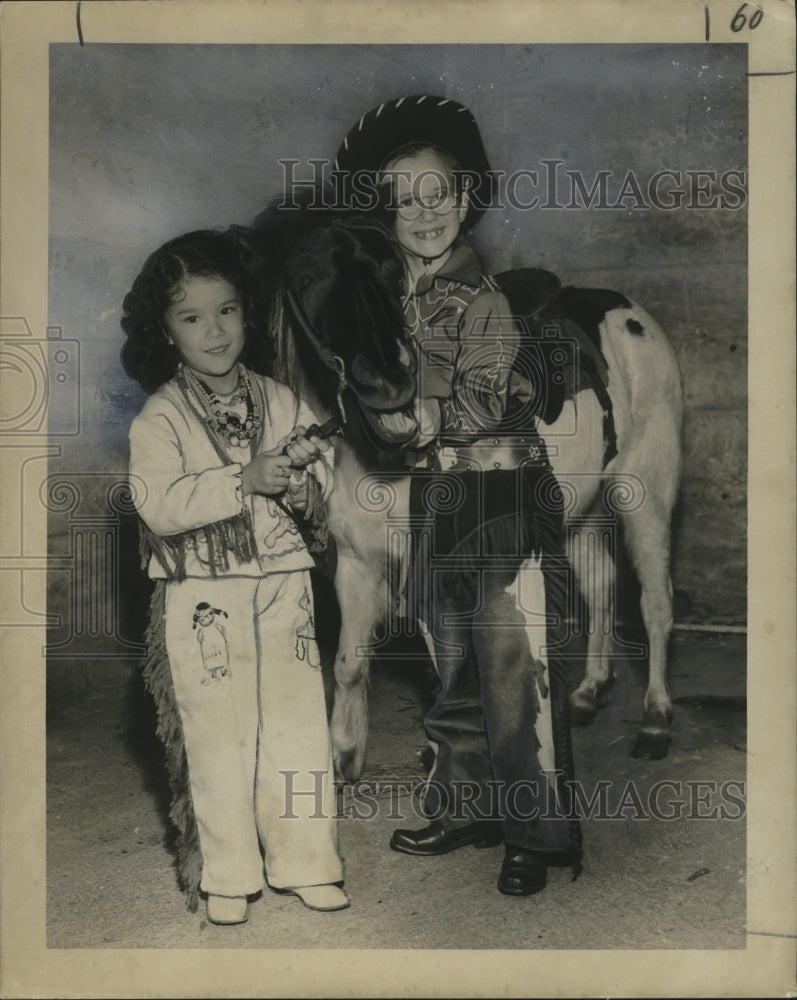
[{"left": 46, "top": 628, "right": 747, "bottom": 951}]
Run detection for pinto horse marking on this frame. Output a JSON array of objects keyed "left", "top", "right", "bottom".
[
  {"left": 252, "top": 210, "right": 683, "bottom": 778},
  {"left": 540, "top": 303, "right": 682, "bottom": 761}
]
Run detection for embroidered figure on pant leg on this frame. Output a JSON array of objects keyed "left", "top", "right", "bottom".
[
  {"left": 295, "top": 586, "right": 320, "bottom": 668},
  {"left": 192, "top": 603, "right": 231, "bottom": 683},
  {"left": 261, "top": 498, "right": 303, "bottom": 553}
]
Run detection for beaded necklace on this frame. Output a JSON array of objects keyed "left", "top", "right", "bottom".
[{"left": 179, "top": 363, "right": 263, "bottom": 451}]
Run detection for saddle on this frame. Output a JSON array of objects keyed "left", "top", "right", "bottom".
[{"left": 494, "top": 268, "right": 630, "bottom": 467}]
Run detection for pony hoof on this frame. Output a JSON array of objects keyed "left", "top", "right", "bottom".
[
  {"left": 418, "top": 746, "right": 435, "bottom": 774},
  {"left": 334, "top": 749, "right": 365, "bottom": 783},
  {"left": 595, "top": 673, "right": 616, "bottom": 708},
  {"left": 568, "top": 693, "right": 598, "bottom": 727},
  {"left": 630, "top": 730, "right": 671, "bottom": 759}
]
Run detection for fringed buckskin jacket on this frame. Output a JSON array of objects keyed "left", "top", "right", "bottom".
[{"left": 129, "top": 372, "right": 332, "bottom": 582}]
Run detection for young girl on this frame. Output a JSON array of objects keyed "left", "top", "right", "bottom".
[
  {"left": 122, "top": 229, "right": 348, "bottom": 924},
  {"left": 334, "top": 97, "right": 581, "bottom": 897}
]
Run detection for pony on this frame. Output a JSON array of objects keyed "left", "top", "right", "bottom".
[{"left": 248, "top": 203, "right": 683, "bottom": 781}]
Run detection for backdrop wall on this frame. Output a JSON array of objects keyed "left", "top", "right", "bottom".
[{"left": 46, "top": 43, "right": 748, "bottom": 689}]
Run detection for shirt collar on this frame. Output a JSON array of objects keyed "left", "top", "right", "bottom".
[{"left": 412, "top": 239, "right": 482, "bottom": 294}]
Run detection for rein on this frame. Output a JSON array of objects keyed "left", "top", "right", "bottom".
[
  {"left": 285, "top": 286, "right": 348, "bottom": 426},
  {"left": 282, "top": 216, "right": 413, "bottom": 446}
]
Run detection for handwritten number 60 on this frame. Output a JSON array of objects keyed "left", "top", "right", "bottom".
[{"left": 731, "top": 3, "right": 764, "bottom": 31}]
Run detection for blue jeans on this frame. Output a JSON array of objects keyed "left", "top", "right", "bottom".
[{"left": 412, "top": 466, "right": 579, "bottom": 854}]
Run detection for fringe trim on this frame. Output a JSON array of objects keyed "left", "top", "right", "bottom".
[
  {"left": 299, "top": 472, "right": 329, "bottom": 553},
  {"left": 138, "top": 508, "right": 259, "bottom": 582},
  {"left": 142, "top": 582, "right": 203, "bottom": 911},
  {"left": 275, "top": 472, "right": 329, "bottom": 555},
  {"left": 434, "top": 507, "right": 561, "bottom": 594}
]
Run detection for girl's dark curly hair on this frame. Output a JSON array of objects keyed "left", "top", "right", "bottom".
[{"left": 120, "top": 229, "right": 273, "bottom": 393}]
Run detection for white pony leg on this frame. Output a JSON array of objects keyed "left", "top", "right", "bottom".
[
  {"left": 621, "top": 499, "right": 675, "bottom": 759},
  {"left": 567, "top": 516, "right": 617, "bottom": 725},
  {"left": 600, "top": 302, "right": 681, "bottom": 757},
  {"left": 544, "top": 391, "right": 613, "bottom": 727},
  {"left": 329, "top": 551, "right": 388, "bottom": 781}
]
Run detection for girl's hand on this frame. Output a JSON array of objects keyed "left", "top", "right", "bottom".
[
  {"left": 285, "top": 469, "right": 309, "bottom": 512},
  {"left": 241, "top": 454, "right": 292, "bottom": 496},
  {"left": 283, "top": 425, "right": 330, "bottom": 468}
]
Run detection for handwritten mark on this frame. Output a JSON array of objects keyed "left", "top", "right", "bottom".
[
  {"left": 76, "top": 1, "right": 84, "bottom": 46},
  {"left": 731, "top": 3, "right": 763, "bottom": 32},
  {"left": 704, "top": 4, "right": 710, "bottom": 41},
  {"left": 686, "top": 867, "right": 711, "bottom": 882},
  {"left": 746, "top": 70, "right": 796, "bottom": 76}
]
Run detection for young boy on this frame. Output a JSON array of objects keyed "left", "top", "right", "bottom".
[{"left": 333, "top": 96, "right": 581, "bottom": 896}]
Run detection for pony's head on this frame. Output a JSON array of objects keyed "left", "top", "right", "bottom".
[{"left": 250, "top": 198, "right": 419, "bottom": 468}]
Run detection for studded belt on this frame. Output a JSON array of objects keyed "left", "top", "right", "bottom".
[{"left": 439, "top": 436, "right": 550, "bottom": 472}]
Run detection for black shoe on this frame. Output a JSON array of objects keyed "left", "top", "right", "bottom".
[
  {"left": 497, "top": 845, "right": 548, "bottom": 896},
  {"left": 390, "top": 820, "right": 502, "bottom": 856}
]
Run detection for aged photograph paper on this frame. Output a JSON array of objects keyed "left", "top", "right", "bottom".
[{"left": 1, "top": 0, "right": 795, "bottom": 997}]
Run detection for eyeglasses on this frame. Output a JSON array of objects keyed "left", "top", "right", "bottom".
[{"left": 392, "top": 188, "right": 463, "bottom": 221}]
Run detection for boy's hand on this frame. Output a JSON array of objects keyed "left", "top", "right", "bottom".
[
  {"left": 414, "top": 397, "right": 441, "bottom": 447},
  {"left": 241, "top": 454, "right": 292, "bottom": 496},
  {"left": 283, "top": 425, "right": 330, "bottom": 468}
]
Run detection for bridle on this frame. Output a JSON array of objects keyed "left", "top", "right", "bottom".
[
  {"left": 284, "top": 217, "right": 415, "bottom": 430},
  {"left": 285, "top": 284, "right": 348, "bottom": 427},
  {"left": 284, "top": 217, "right": 403, "bottom": 423}
]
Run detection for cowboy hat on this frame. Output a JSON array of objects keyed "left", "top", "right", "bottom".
[{"left": 332, "top": 94, "right": 495, "bottom": 229}]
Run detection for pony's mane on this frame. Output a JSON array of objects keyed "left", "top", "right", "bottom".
[{"left": 246, "top": 191, "right": 412, "bottom": 472}]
